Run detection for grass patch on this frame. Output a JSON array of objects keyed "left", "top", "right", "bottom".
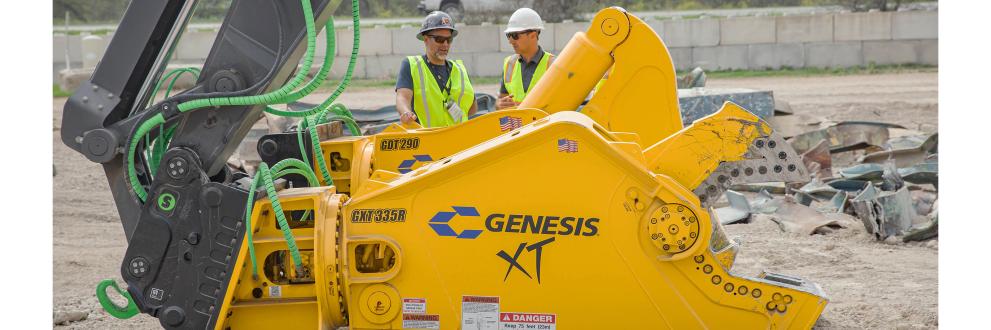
[
  {"left": 693, "top": 64, "right": 936, "bottom": 79},
  {"left": 53, "top": 84, "right": 72, "bottom": 98}
]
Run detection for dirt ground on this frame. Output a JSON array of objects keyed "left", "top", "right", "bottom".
[{"left": 53, "top": 71, "right": 938, "bottom": 329}]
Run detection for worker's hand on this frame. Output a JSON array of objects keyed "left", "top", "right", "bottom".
[
  {"left": 400, "top": 111, "right": 417, "bottom": 124},
  {"left": 496, "top": 95, "right": 518, "bottom": 110}
]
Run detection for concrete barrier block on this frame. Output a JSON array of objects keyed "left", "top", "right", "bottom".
[
  {"left": 721, "top": 16, "right": 775, "bottom": 45},
  {"left": 81, "top": 35, "right": 111, "bottom": 69},
  {"left": 453, "top": 25, "right": 500, "bottom": 54},
  {"left": 777, "top": 15, "right": 833, "bottom": 43},
  {"left": 668, "top": 47, "right": 693, "bottom": 71},
  {"left": 834, "top": 12, "right": 892, "bottom": 41},
  {"left": 328, "top": 55, "right": 366, "bottom": 79},
  {"left": 692, "top": 45, "right": 748, "bottom": 70},
  {"left": 468, "top": 52, "right": 514, "bottom": 78},
  {"left": 863, "top": 40, "right": 919, "bottom": 65},
  {"left": 916, "top": 39, "right": 937, "bottom": 65},
  {"left": 691, "top": 18, "right": 721, "bottom": 47},
  {"left": 805, "top": 41, "right": 862, "bottom": 68},
  {"left": 338, "top": 26, "right": 392, "bottom": 56},
  {"left": 661, "top": 19, "right": 692, "bottom": 47},
  {"left": 175, "top": 30, "right": 217, "bottom": 62},
  {"left": 498, "top": 25, "right": 556, "bottom": 53},
  {"left": 748, "top": 43, "right": 804, "bottom": 69},
  {"left": 892, "top": 11, "right": 937, "bottom": 40},
  {"left": 364, "top": 55, "right": 406, "bottom": 79},
  {"left": 553, "top": 22, "right": 588, "bottom": 52},
  {"left": 53, "top": 35, "right": 82, "bottom": 63},
  {"left": 392, "top": 26, "right": 423, "bottom": 55}
]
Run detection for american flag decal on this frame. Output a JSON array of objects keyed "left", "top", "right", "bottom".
[
  {"left": 558, "top": 138, "right": 578, "bottom": 153},
  {"left": 499, "top": 116, "right": 523, "bottom": 131}
]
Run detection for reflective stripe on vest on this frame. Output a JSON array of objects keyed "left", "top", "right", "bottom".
[
  {"left": 408, "top": 56, "right": 475, "bottom": 128},
  {"left": 503, "top": 51, "right": 554, "bottom": 103}
]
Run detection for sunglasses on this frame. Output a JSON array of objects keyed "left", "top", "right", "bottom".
[
  {"left": 424, "top": 34, "right": 454, "bottom": 44},
  {"left": 506, "top": 30, "right": 535, "bottom": 40}
]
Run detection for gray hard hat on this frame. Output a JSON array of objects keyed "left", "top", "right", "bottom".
[{"left": 417, "top": 11, "right": 458, "bottom": 40}]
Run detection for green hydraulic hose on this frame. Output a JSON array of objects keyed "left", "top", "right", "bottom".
[
  {"left": 128, "top": 113, "right": 165, "bottom": 202},
  {"left": 243, "top": 160, "right": 317, "bottom": 279},
  {"left": 263, "top": 18, "right": 337, "bottom": 118},
  {"left": 176, "top": 0, "right": 318, "bottom": 113},
  {"left": 279, "top": 0, "right": 361, "bottom": 119}
]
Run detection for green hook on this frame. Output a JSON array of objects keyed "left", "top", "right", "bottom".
[{"left": 96, "top": 279, "right": 139, "bottom": 319}]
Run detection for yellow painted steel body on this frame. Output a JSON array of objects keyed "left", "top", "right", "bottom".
[{"left": 213, "top": 6, "right": 828, "bottom": 329}]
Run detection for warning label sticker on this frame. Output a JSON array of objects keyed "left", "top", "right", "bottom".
[
  {"left": 403, "top": 298, "right": 427, "bottom": 314},
  {"left": 462, "top": 296, "right": 500, "bottom": 330},
  {"left": 499, "top": 312, "right": 557, "bottom": 330},
  {"left": 402, "top": 313, "right": 440, "bottom": 329}
]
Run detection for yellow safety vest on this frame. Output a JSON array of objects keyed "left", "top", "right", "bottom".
[
  {"left": 502, "top": 51, "right": 554, "bottom": 103},
  {"left": 408, "top": 56, "right": 475, "bottom": 128}
]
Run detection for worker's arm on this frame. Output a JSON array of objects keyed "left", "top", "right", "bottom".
[
  {"left": 468, "top": 100, "right": 478, "bottom": 117},
  {"left": 395, "top": 88, "right": 417, "bottom": 124}
]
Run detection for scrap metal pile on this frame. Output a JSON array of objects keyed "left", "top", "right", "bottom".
[{"left": 714, "top": 101, "right": 938, "bottom": 244}]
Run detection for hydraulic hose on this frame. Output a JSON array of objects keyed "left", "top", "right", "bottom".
[{"left": 175, "top": 0, "right": 318, "bottom": 112}]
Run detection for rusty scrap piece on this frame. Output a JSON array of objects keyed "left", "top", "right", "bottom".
[
  {"left": 840, "top": 163, "right": 885, "bottom": 181},
  {"left": 766, "top": 113, "right": 827, "bottom": 138},
  {"left": 800, "top": 139, "right": 832, "bottom": 179},
  {"left": 714, "top": 190, "right": 752, "bottom": 225},
  {"left": 860, "top": 133, "right": 938, "bottom": 167},
  {"left": 903, "top": 200, "right": 938, "bottom": 242},
  {"left": 826, "top": 179, "right": 870, "bottom": 192},
  {"left": 850, "top": 185, "right": 917, "bottom": 240},
  {"left": 760, "top": 200, "right": 858, "bottom": 235},
  {"left": 789, "top": 122, "right": 898, "bottom": 155}
]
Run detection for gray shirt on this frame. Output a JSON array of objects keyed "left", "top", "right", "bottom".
[{"left": 499, "top": 46, "right": 546, "bottom": 95}]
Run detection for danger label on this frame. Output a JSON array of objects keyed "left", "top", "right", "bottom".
[
  {"left": 500, "top": 312, "right": 557, "bottom": 329},
  {"left": 462, "top": 296, "right": 500, "bottom": 330},
  {"left": 403, "top": 313, "right": 440, "bottom": 329},
  {"left": 403, "top": 298, "right": 427, "bottom": 314}
]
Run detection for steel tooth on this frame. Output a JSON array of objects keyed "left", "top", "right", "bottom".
[{"left": 693, "top": 130, "right": 809, "bottom": 208}]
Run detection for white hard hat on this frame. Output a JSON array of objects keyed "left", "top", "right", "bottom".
[{"left": 504, "top": 8, "right": 544, "bottom": 34}]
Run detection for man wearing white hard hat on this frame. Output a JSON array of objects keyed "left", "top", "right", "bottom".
[{"left": 496, "top": 8, "right": 555, "bottom": 110}]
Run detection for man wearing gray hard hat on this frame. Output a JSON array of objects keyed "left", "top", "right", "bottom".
[{"left": 394, "top": 11, "right": 477, "bottom": 128}]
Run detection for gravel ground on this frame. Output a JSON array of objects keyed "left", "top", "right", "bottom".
[{"left": 53, "top": 71, "right": 938, "bottom": 328}]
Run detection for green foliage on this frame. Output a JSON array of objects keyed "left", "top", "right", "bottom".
[{"left": 53, "top": 84, "right": 72, "bottom": 98}]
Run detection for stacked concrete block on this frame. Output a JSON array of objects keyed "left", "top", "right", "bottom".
[
  {"left": 662, "top": 18, "right": 720, "bottom": 47},
  {"left": 452, "top": 25, "right": 500, "bottom": 55},
  {"left": 748, "top": 43, "right": 804, "bottom": 70},
  {"left": 834, "top": 12, "right": 892, "bottom": 41},
  {"left": 720, "top": 16, "right": 776, "bottom": 45},
  {"left": 328, "top": 56, "right": 366, "bottom": 80},
  {"left": 892, "top": 11, "right": 938, "bottom": 40},
  {"left": 175, "top": 30, "right": 217, "bottom": 62},
  {"left": 468, "top": 52, "right": 514, "bottom": 78},
  {"left": 668, "top": 47, "right": 694, "bottom": 71},
  {"left": 553, "top": 22, "right": 588, "bottom": 53},
  {"left": 805, "top": 41, "right": 863, "bottom": 68},
  {"left": 391, "top": 26, "right": 423, "bottom": 55},
  {"left": 364, "top": 55, "right": 406, "bottom": 79},
  {"left": 337, "top": 26, "right": 392, "bottom": 56},
  {"left": 863, "top": 40, "right": 914, "bottom": 65},
  {"left": 776, "top": 14, "right": 833, "bottom": 43},
  {"left": 916, "top": 39, "right": 938, "bottom": 65},
  {"left": 692, "top": 45, "right": 748, "bottom": 70},
  {"left": 54, "top": 10, "right": 939, "bottom": 86}
]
